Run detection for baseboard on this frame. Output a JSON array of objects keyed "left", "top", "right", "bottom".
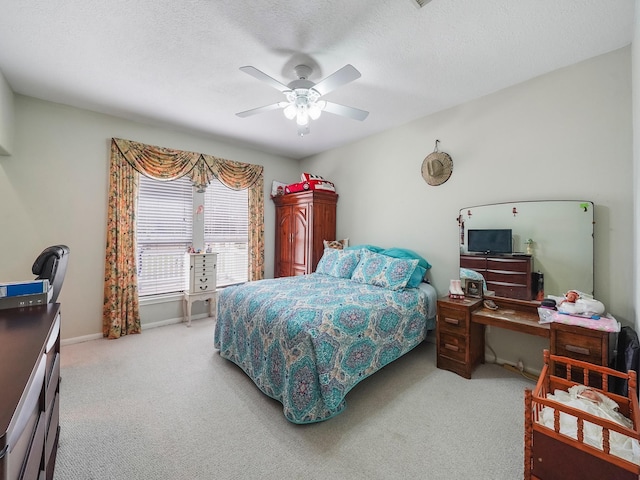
[
  {"left": 61, "top": 313, "right": 211, "bottom": 346},
  {"left": 61, "top": 333, "right": 103, "bottom": 346},
  {"left": 490, "top": 354, "right": 541, "bottom": 378}
]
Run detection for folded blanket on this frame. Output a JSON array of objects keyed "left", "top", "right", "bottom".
[{"left": 540, "top": 385, "right": 640, "bottom": 464}]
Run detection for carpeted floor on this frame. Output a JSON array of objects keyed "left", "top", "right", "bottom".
[{"left": 54, "top": 318, "right": 535, "bottom": 480}]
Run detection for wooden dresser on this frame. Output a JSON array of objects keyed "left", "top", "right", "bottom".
[
  {"left": 273, "top": 191, "right": 337, "bottom": 277},
  {"left": 460, "top": 254, "right": 533, "bottom": 300},
  {"left": 0, "top": 303, "right": 61, "bottom": 480}
]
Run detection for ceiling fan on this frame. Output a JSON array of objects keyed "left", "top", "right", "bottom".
[{"left": 236, "top": 64, "right": 369, "bottom": 136}]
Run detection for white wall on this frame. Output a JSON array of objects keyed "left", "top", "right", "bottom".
[
  {"left": 0, "top": 96, "right": 298, "bottom": 340},
  {"left": 0, "top": 69, "right": 14, "bottom": 155},
  {"left": 301, "top": 47, "right": 633, "bottom": 372},
  {"left": 634, "top": 1, "right": 640, "bottom": 333}
]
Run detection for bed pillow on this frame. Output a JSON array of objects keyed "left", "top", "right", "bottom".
[
  {"left": 323, "top": 238, "right": 349, "bottom": 250},
  {"left": 380, "top": 247, "right": 432, "bottom": 271},
  {"left": 351, "top": 249, "right": 419, "bottom": 291},
  {"left": 406, "top": 265, "right": 427, "bottom": 289},
  {"left": 315, "top": 248, "right": 361, "bottom": 278},
  {"left": 344, "top": 244, "right": 384, "bottom": 253}
]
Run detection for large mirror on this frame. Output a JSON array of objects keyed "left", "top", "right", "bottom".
[{"left": 458, "top": 201, "right": 594, "bottom": 302}]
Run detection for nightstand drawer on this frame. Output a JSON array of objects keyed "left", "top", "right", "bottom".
[
  {"left": 438, "top": 306, "right": 468, "bottom": 334},
  {"left": 438, "top": 331, "right": 467, "bottom": 363}
]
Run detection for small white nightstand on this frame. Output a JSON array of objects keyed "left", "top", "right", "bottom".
[{"left": 183, "top": 252, "right": 217, "bottom": 326}]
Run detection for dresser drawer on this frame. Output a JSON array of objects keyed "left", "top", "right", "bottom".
[
  {"left": 460, "top": 256, "right": 486, "bottom": 271},
  {"left": 487, "top": 257, "right": 529, "bottom": 272},
  {"left": 21, "top": 412, "right": 46, "bottom": 480},
  {"left": 193, "top": 255, "right": 216, "bottom": 268},
  {"left": 438, "top": 331, "right": 467, "bottom": 363},
  {"left": 486, "top": 281, "right": 531, "bottom": 301},
  {"left": 438, "top": 306, "right": 468, "bottom": 334},
  {"left": 192, "top": 271, "right": 215, "bottom": 283},
  {"left": 485, "top": 270, "right": 528, "bottom": 286}
]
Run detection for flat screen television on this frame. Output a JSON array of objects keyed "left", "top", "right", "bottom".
[{"left": 467, "top": 229, "right": 512, "bottom": 254}]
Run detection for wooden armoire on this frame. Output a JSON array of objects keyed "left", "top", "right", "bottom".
[{"left": 272, "top": 190, "right": 338, "bottom": 277}]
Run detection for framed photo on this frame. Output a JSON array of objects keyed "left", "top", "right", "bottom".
[{"left": 465, "top": 280, "right": 483, "bottom": 298}]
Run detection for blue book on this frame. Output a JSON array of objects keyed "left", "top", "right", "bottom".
[{"left": 0, "top": 280, "right": 49, "bottom": 298}]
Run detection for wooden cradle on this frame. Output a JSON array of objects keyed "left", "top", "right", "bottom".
[{"left": 524, "top": 349, "right": 640, "bottom": 480}]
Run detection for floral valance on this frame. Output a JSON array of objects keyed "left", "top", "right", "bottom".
[{"left": 112, "top": 138, "right": 263, "bottom": 192}]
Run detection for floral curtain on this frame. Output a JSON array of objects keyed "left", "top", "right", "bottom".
[{"left": 103, "top": 138, "right": 264, "bottom": 339}]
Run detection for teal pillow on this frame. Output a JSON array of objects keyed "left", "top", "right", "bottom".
[
  {"left": 380, "top": 247, "right": 432, "bottom": 271},
  {"left": 351, "top": 249, "right": 418, "bottom": 291},
  {"left": 344, "top": 244, "right": 384, "bottom": 253},
  {"left": 315, "top": 248, "right": 361, "bottom": 278},
  {"left": 406, "top": 265, "right": 427, "bottom": 289}
]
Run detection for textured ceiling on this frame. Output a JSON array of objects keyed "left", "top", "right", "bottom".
[{"left": 0, "top": 0, "right": 634, "bottom": 159}]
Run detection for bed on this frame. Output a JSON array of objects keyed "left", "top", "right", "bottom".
[
  {"left": 214, "top": 246, "right": 437, "bottom": 423},
  {"left": 524, "top": 349, "right": 640, "bottom": 480}
]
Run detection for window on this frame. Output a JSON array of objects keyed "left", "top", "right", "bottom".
[
  {"left": 204, "top": 179, "right": 249, "bottom": 286},
  {"left": 136, "top": 175, "right": 248, "bottom": 296}
]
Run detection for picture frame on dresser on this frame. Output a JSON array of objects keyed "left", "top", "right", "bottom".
[{"left": 465, "top": 280, "right": 483, "bottom": 298}]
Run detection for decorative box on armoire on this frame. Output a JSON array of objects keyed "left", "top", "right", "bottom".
[{"left": 272, "top": 190, "right": 338, "bottom": 277}]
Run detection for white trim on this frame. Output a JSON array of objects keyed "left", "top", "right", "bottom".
[
  {"left": 60, "top": 313, "right": 212, "bottom": 345},
  {"left": 139, "top": 292, "right": 183, "bottom": 305},
  {"left": 61, "top": 333, "right": 103, "bottom": 346}
]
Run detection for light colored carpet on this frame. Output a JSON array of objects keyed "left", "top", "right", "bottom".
[{"left": 54, "top": 318, "right": 534, "bottom": 480}]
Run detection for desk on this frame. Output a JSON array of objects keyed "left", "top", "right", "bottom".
[
  {"left": 0, "top": 304, "right": 61, "bottom": 480},
  {"left": 436, "top": 296, "right": 548, "bottom": 379},
  {"left": 436, "top": 296, "right": 614, "bottom": 379},
  {"left": 182, "top": 291, "right": 217, "bottom": 327}
]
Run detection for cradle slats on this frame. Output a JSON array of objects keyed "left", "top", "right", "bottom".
[{"left": 524, "top": 349, "right": 640, "bottom": 480}]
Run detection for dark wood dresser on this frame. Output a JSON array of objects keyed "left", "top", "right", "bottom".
[
  {"left": 0, "top": 304, "right": 61, "bottom": 480},
  {"left": 460, "top": 253, "right": 533, "bottom": 300}
]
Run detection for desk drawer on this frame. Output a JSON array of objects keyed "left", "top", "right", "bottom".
[
  {"left": 438, "top": 331, "right": 467, "bottom": 363},
  {"left": 438, "top": 307, "right": 468, "bottom": 334},
  {"left": 554, "top": 330, "right": 603, "bottom": 364}
]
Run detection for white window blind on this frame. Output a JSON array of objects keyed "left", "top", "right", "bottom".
[
  {"left": 136, "top": 175, "right": 193, "bottom": 296},
  {"left": 204, "top": 179, "right": 249, "bottom": 286}
]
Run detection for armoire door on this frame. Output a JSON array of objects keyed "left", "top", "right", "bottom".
[
  {"left": 291, "top": 203, "right": 310, "bottom": 276},
  {"left": 275, "top": 205, "right": 294, "bottom": 277}
]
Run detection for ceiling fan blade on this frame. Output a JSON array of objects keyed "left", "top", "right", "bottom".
[
  {"left": 236, "top": 102, "right": 287, "bottom": 118},
  {"left": 312, "top": 64, "right": 361, "bottom": 96},
  {"left": 239, "top": 66, "right": 290, "bottom": 93},
  {"left": 322, "top": 101, "right": 369, "bottom": 121}
]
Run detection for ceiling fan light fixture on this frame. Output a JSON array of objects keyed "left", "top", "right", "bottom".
[
  {"left": 308, "top": 102, "right": 322, "bottom": 120},
  {"left": 237, "top": 63, "right": 369, "bottom": 136},
  {"left": 283, "top": 103, "right": 297, "bottom": 120},
  {"left": 296, "top": 106, "right": 309, "bottom": 126}
]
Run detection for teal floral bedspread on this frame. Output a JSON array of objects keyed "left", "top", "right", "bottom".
[{"left": 214, "top": 273, "right": 435, "bottom": 424}]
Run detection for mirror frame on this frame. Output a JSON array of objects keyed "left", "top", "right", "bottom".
[{"left": 458, "top": 200, "right": 594, "bottom": 304}]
